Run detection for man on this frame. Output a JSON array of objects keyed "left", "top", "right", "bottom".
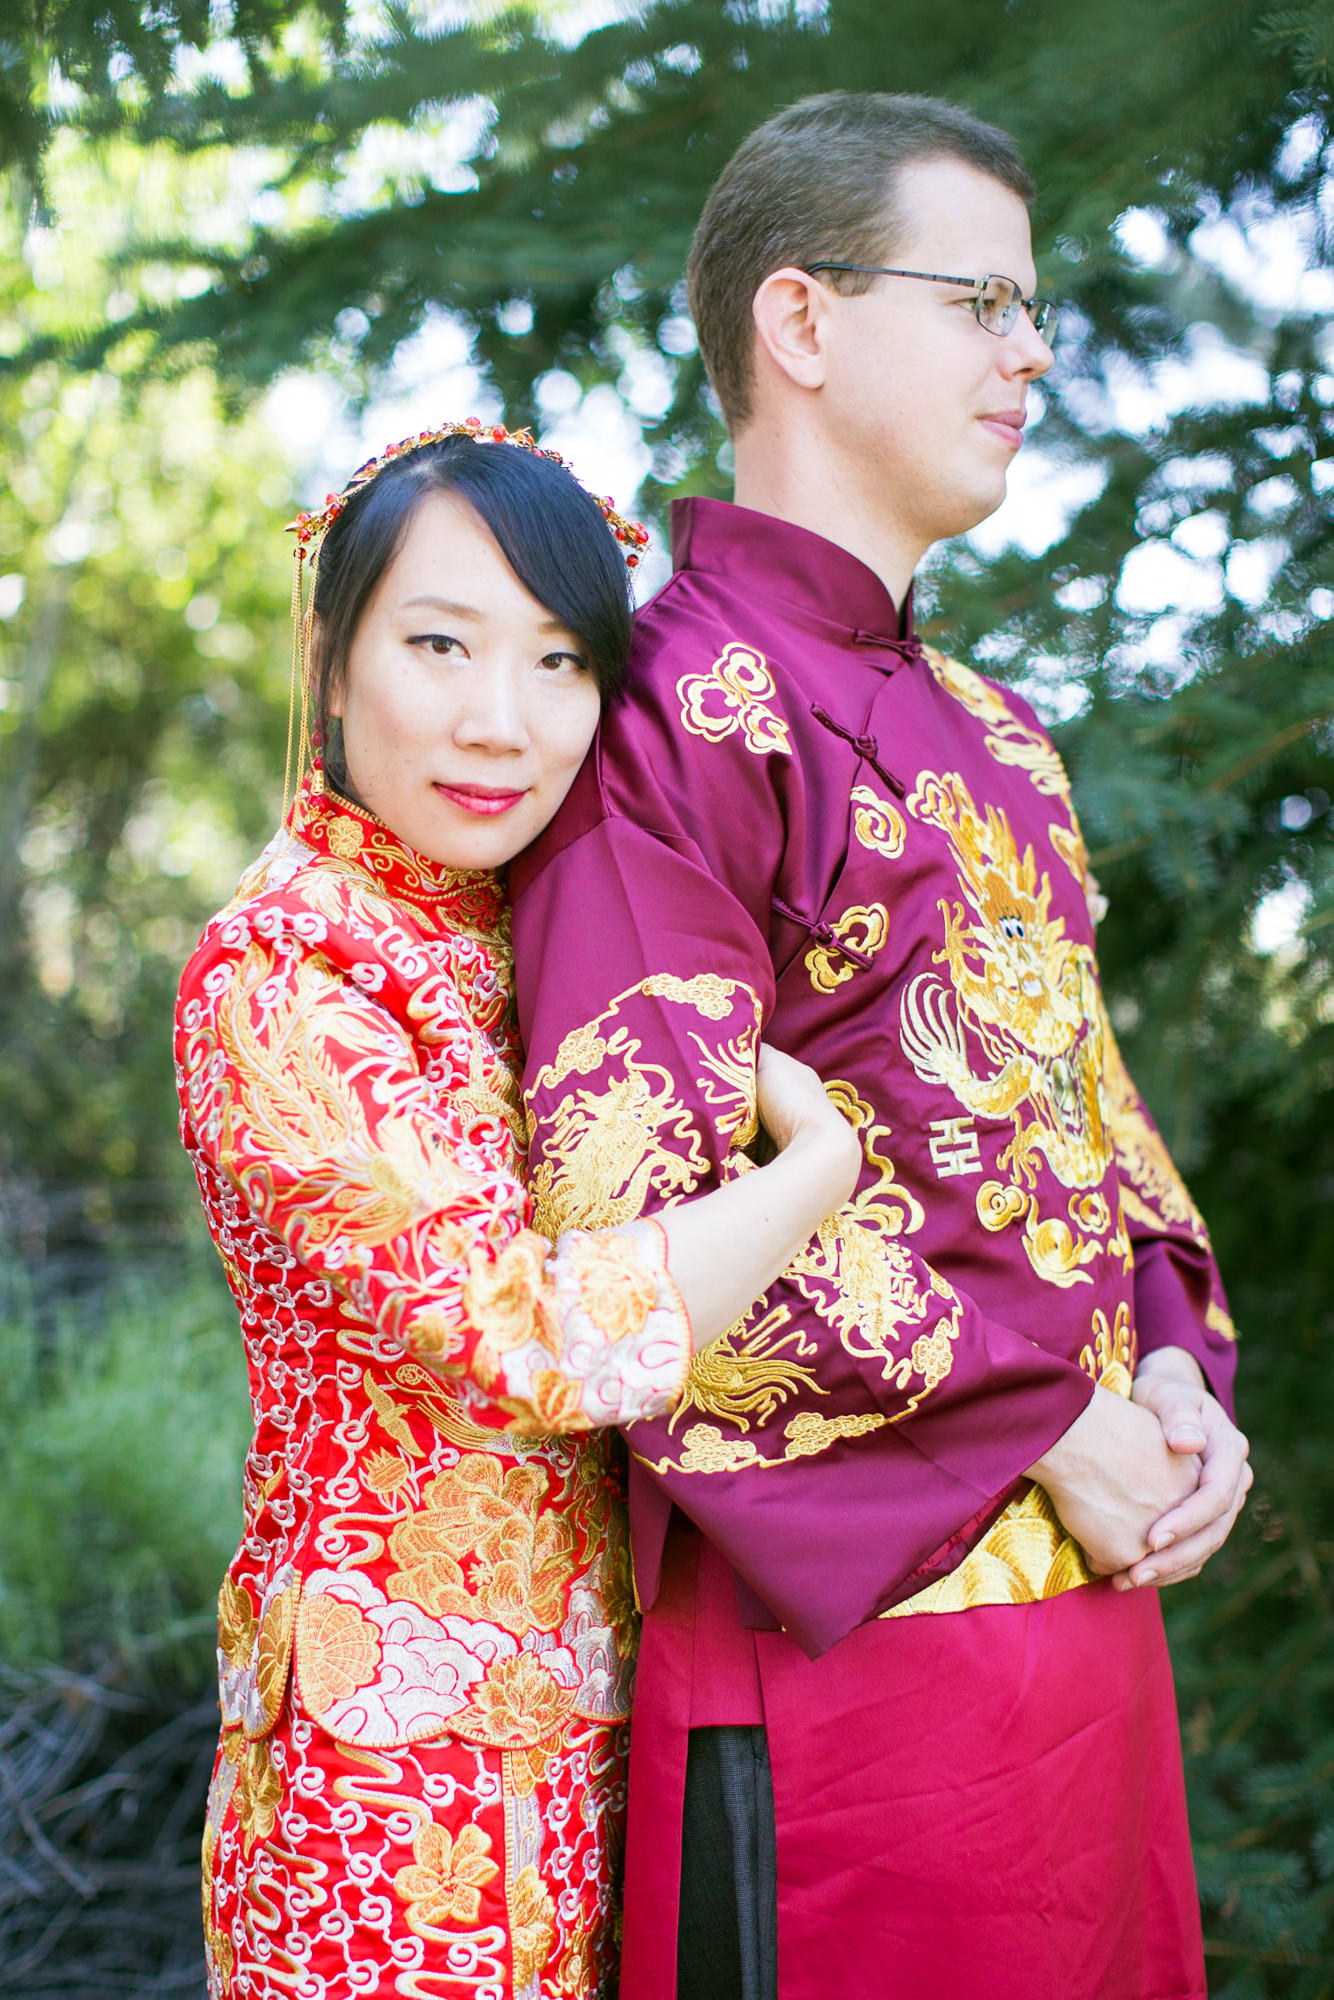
[{"left": 511, "top": 92, "right": 1250, "bottom": 2000}]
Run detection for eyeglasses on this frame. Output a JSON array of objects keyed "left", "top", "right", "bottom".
[{"left": 805, "top": 263, "right": 1059, "bottom": 346}]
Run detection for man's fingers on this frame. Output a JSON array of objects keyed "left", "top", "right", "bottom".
[
  {"left": 1127, "top": 1481, "right": 1249, "bottom": 1587},
  {"left": 1148, "top": 1444, "right": 1249, "bottom": 1550}
]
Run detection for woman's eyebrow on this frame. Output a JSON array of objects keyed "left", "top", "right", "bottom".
[
  {"left": 398, "top": 595, "right": 572, "bottom": 636},
  {"left": 400, "top": 595, "right": 484, "bottom": 618}
]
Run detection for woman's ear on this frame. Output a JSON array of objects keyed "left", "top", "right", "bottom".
[{"left": 312, "top": 617, "right": 342, "bottom": 719}]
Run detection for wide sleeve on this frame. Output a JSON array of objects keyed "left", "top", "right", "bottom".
[
  {"left": 1100, "top": 1012, "right": 1238, "bottom": 1414},
  {"left": 513, "top": 795, "right": 1097, "bottom": 1657},
  {"left": 176, "top": 911, "right": 691, "bottom": 1436}
]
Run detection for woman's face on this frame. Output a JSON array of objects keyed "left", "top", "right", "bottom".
[{"left": 327, "top": 488, "right": 603, "bottom": 870}]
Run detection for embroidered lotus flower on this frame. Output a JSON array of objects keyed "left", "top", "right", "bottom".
[
  {"left": 509, "top": 1864, "right": 557, "bottom": 1986},
  {"left": 295, "top": 1593, "right": 382, "bottom": 1718},
  {"left": 386, "top": 1454, "right": 575, "bottom": 1637},
  {"left": 393, "top": 1821, "right": 499, "bottom": 1932},
  {"left": 564, "top": 1232, "right": 656, "bottom": 1342}
]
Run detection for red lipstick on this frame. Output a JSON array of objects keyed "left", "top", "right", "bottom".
[{"left": 434, "top": 782, "right": 527, "bottom": 817}]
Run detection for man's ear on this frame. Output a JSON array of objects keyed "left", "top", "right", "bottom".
[{"left": 751, "top": 266, "right": 831, "bottom": 394}]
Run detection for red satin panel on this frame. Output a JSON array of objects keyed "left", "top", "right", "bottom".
[{"left": 623, "top": 1578, "right": 1204, "bottom": 2000}]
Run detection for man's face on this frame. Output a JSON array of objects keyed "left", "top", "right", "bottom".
[{"left": 813, "top": 155, "right": 1054, "bottom": 549}]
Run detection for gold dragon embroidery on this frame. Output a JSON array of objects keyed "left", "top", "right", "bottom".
[
  {"left": 526, "top": 975, "right": 763, "bottom": 1237},
  {"left": 901, "top": 770, "right": 1115, "bottom": 1288}
]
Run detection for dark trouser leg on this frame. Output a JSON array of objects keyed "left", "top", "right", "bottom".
[{"left": 677, "top": 1725, "right": 778, "bottom": 2000}]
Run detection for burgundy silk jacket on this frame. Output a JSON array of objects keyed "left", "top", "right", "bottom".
[{"left": 512, "top": 498, "right": 1236, "bottom": 1660}]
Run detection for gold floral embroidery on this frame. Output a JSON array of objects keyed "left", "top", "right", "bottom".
[
  {"left": 393, "top": 1821, "right": 500, "bottom": 1933},
  {"left": 231, "top": 1736, "right": 282, "bottom": 1855},
  {"left": 326, "top": 814, "right": 365, "bottom": 859},
  {"left": 453, "top": 1654, "right": 576, "bottom": 1794},
  {"left": 676, "top": 641, "right": 792, "bottom": 756},
  {"left": 509, "top": 1864, "right": 558, "bottom": 1986},
  {"left": 805, "top": 903, "right": 889, "bottom": 993},
  {"left": 851, "top": 784, "right": 907, "bottom": 858},
  {"left": 463, "top": 1233, "right": 562, "bottom": 1381},
  {"left": 386, "top": 1457, "right": 575, "bottom": 1638},
  {"left": 565, "top": 1233, "right": 657, "bottom": 1341},
  {"left": 253, "top": 1586, "right": 298, "bottom": 1734},
  {"left": 294, "top": 1594, "right": 382, "bottom": 1719},
  {"left": 217, "top": 1574, "right": 255, "bottom": 1674},
  {"left": 362, "top": 1447, "right": 413, "bottom": 1495},
  {"left": 1080, "top": 1300, "right": 1136, "bottom": 1395}
]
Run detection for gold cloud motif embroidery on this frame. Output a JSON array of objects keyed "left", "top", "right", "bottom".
[
  {"left": 638, "top": 1408, "right": 888, "bottom": 1476},
  {"left": 676, "top": 642, "right": 792, "bottom": 757},
  {"left": 805, "top": 904, "right": 889, "bottom": 993},
  {"left": 851, "top": 786, "right": 907, "bottom": 858}
]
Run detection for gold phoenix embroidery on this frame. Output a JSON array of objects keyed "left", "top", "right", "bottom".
[
  {"left": 676, "top": 642, "right": 792, "bottom": 757},
  {"left": 668, "top": 1303, "right": 822, "bottom": 1434},
  {"left": 805, "top": 904, "right": 889, "bottom": 993},
  {"left": 851, "top": 785, "right": 907, "bottom": 858}
]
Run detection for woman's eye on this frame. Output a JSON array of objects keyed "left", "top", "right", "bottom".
[
  {"left": 410, "top": 633, "right": 465, "bottom": 657},
  {"left": 539, "top": 650, "right": 589, "bottom": 675}
]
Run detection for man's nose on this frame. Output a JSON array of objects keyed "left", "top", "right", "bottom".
[{"left": 1003, "top": 314, "right": 1054, "bottom": 380}]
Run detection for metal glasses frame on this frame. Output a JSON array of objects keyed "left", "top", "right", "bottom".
[{"left": 804, "top": 262, "right": 1058, "bottom": 344}]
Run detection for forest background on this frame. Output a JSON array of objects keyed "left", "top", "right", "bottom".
[{"left": 0, "top": 0, "right": 1332, "bottom": 1993}]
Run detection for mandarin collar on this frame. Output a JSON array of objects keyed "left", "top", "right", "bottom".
[
  {"left": 288, "top": 768, "right": 508, "bottom": 934},
  {"left": 669, "top": 496, "right": 915, "bottom": 647}
]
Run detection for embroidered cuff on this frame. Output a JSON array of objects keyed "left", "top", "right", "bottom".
[{"left": 544, "top": 1217, "right": 692, "bottom": 1427}]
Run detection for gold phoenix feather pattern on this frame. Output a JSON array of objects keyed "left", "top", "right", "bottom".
[{"left": 176, "top": 774, "right": 693, "bottom": 1998}]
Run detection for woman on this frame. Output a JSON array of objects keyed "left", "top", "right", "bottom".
[{"left": 175, "top": 421, "right": 858, "bottom": 2000}]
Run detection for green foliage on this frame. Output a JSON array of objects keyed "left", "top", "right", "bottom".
[
  {"left": 1166, "top": 1456, "right": 1334, "bottom": 1995},
  {"left": 0, "top": 1252, "right": 249, "bottom": 1680}
]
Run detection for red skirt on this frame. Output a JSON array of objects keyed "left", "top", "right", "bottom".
[
  {"left": 622, "top": 1566, "right": 1205, "bottom": 2000},
  {"left": 202, "top": 1705, "right": 627, "bottom": 1998}
]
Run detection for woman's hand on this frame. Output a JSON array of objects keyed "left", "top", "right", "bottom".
[{"left": 755, "top": 1043, "right": 861, "bottom": 1205}]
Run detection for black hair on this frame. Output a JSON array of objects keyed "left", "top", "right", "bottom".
[{"left": 310, "top": 434, "right": 634, "bottom": 783}]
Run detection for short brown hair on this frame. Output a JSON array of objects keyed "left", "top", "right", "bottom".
[{"left": 687, "top": 92, "right": 1036, "bottom": 430}]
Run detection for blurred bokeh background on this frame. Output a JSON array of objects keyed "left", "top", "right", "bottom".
[{"left": 1, "top": 2, "right": 1332, "bottom": 1992}]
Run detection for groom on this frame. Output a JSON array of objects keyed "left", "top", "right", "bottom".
[{"left": 512, "top": 92, "right": 1249, "bottom": 2000}]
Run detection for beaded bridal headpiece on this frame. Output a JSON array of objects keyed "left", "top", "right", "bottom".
[{"left": 281, "top": 416, "right": 650, "bottom": 812}]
